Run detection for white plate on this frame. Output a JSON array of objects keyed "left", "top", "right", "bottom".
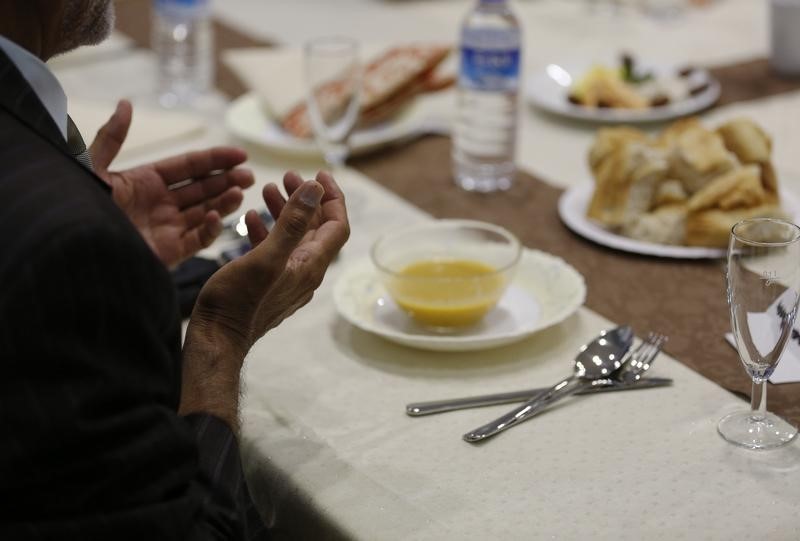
[
  {"left": 526, "top": 62, "right": 720, "bottom": 124},
  {"left": 558, "top": 182, "right": 800, "bottom": 259},
  {"left": 225, "top": 92, "right": 449, "bottom": 158},
  {"left": 333, "top": 250, "right": 586, "bottom": 352}
]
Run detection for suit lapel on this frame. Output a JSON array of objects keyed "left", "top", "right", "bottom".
[
  {"left": 0, "top": 47, "right": 69, "bottom": 153},
  {"left": 0, "top": 46, "right": 110, "bottom": 193}
]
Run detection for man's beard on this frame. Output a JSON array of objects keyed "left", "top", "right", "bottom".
[{"left": 55, "top": 0, "right": 116, "bottom": 56}]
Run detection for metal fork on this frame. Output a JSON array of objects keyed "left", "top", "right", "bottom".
[
  {"left": 613, "top": 332, "right": 667, "bottom": 384},
  {"left": 406, "top": 332, "right": 668, "bottom": 417}
]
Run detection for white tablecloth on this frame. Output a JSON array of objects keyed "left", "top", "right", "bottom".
[{"left": 239, "top": 167, "right": 800, "bottom": 541}]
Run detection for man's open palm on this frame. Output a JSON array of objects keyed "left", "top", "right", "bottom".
[{"left": 90, "top": 100, "right": 254, "bottom": 268}]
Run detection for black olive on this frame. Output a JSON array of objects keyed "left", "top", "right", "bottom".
[
  {"left": 567, "top": 93, "right": 583, "bottom": 105},
  {"left": 650, "top": 95, "right": 670, "bottom": 107}
]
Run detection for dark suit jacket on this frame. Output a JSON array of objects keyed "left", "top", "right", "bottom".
[{"left": 0, "top": 48, "right": 267, "bottom": 540}]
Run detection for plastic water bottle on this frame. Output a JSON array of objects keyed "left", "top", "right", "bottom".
[
  {"left": 453, "top": 0, "right": 522, "bottom": 192},
  {"left": 152, "top": 0, "right": 214, "bottom": 108}
]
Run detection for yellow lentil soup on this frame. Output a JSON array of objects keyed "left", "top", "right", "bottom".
[{"left": 388, "top": 259, "right": 507, "bottom": 328}]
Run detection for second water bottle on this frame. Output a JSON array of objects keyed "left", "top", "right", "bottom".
[{"left": 452, "top": 0, "right": 522, "bottom": 193}]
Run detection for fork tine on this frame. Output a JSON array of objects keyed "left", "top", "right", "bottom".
[
  {"left": 620, "top": 336, "right": 649, "bottom": 365},
  {"left": 629, "top": 332, "right": 667, "bottom": 371},
  {"left": 636, "top": 332, "right": 658, "bottom": 357},
  {"left": 640, "top": 333, "right": 666, "bottom": 368}
]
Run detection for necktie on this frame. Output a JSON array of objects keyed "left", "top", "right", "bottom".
[{"left": 66, "top": 116, "right": 94, "bottom": 171}]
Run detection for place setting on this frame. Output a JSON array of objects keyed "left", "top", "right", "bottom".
[{"left": 329, "top": 215, "right": 675, "bottom": 444}]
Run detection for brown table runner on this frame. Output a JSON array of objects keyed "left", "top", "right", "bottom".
[
  {"left": 114, "top": 1, "right": 800, "bottom": 425},
  {"left": 353, "top": 136, "right": 800, "bottom": 422},
  {"left": 711, "top": 58, "right": 800, "bottom": 107}
]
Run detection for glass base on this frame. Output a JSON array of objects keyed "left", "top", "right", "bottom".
[
  {"left": 453, "top": 161, "right": 515, "bottom": 193},
  {"left": 717, "top": 410, "right": 798, "bottom": 450}
]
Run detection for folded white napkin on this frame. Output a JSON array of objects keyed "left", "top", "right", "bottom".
[
  {"left": 223, "top": 47, "right": 310, "bottom": 120},
  {"left": 724, "top": 292, "right": 800, "bottom": 384},
  {"left": 222, "top": 45, "right": 456, "bottom": 128},
  {"left": 69, "top": 99, "right": 207, "bottom": 161}
]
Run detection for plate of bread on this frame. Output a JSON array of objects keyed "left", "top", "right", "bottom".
[
  {"left": 559, "top": 117, "right": 799, "bottom": 258},
  {"left": 225, "top": 43, "right": 455, "bottom": 157},
  {"left": 528, "top": 55, "right": 720, "bottom": 124}
]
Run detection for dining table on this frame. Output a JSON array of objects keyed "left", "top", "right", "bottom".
[{"left": 57, "top": 0, "right": 800, "bottom": 538}]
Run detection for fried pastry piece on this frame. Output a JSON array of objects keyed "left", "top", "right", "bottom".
[
  {"left": 588, "top": 127, "right": 648, "bottom": 176},
  {"left": 653, "top": 179, "right": 688, "bottom": 206},
  {"left": 716, "top": 118, "right": 772, "bottom": 164},
  {"left": 623, "top": 204, "right": 687, "bottom": 246},
  {"left": 656, "top": 117, "right": 702, "bottom": 149},
  {"left": 669, "top": 124, "right": 739, "bottom": 194},
  {"left": 761, "top": 161, "right": 779, "bottom": 194},
  {"left": 686, "top": 204, "right": 789, "bottom": 247},
  {"left": 687, "top": 165, "right": 765, "bottom": 212},
  {"left": 588, "top": 139, "right": 668, "bottom": 229}
]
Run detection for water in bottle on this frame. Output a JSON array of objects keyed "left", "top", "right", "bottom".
[
  {"left": 152, "top": 0, "right": 214, "bottom": 108},
  {"left": 453, "top": 0, "right": 522, "bottom": 192}
]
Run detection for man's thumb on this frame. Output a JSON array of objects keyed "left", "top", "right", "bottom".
[
  {"left": 267, "top": 180, "right": 323, "bottom": 251},
  {"left": 89, "top": 99, "right": 132, "bottom": 171}
]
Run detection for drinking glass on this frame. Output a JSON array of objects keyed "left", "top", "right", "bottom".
[
  {"left": 720, "top": 218, "right": 800, "bottom": 450},
  {"left": 304, "top": 36, "right": 361, "bottom": 168}
]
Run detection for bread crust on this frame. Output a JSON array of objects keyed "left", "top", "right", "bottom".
[{"left": 685, "top": 204, "right": 788, "bottom": 247}]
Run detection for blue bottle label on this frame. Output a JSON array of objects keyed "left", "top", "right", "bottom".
[
  {"left": 155, "top": 0, "right": 210, "bottom": 17},
  {"left": 156, "top": 0, "right": 208, "bottom": 6},
  {"left": 460, "top": 46, "right": 520, "bottom": 91}
]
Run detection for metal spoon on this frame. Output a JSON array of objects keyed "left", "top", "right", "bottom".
[{"left": 462, "top": 325, "right": 634, "bottom": 443}]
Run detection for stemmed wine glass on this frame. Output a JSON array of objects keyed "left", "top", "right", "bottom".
[
  {"left": 720, "top": 217, "right": 800, "bottom": 450},
  {"left": 303, "top": 36, "right": 361, "bottom": 168}
]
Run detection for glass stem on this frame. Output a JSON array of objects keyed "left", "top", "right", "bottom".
[
  {"left": 750, "top": 379, "right": 767, "bottom": 422},
  {"left": 323, "top": 142, "right": 348, "bottom": 169}
]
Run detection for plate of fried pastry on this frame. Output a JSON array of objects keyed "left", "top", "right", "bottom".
[{"left": 559, "top": 117, "right": 799, "bottom": 258}]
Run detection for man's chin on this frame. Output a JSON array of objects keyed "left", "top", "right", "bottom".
[
  {"left": 84, "top": 9, "right": 116, "bottom": 47},
  {"left": 54, "top": 0, "right": 115, "bottom": 57}
]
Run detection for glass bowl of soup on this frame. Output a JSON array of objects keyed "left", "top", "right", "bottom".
[{"left": 370, "top": 220, "right": 522, "bottom": 330}]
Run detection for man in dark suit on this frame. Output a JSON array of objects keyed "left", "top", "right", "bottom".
[{"left": 0, "top": 1, "right": 350, "bottom": 539}]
